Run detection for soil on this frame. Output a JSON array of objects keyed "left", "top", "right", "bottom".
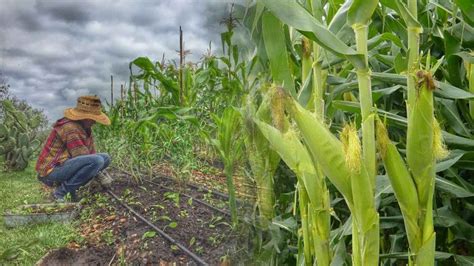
[
  {"left": 38, "top": 167, "right": 246, "bottom": 265},
  {"left": 106, "top": 171, "right": 240, "bottom": 265},
  {"left": 36, "top": 246, "right": 114, "bottom": 266}
]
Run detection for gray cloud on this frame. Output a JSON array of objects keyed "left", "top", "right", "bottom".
[{"left": 0, "top": 0, "right": 239, "bottom": 122}]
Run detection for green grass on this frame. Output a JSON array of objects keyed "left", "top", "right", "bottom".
[{"left": 0, "top": 164, "right": 79, "bottom": 265}]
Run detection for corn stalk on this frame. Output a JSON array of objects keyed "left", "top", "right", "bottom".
[
  {"left": 211, "top": 107, "right": 243, "bottom": 225},
  {"left": 242, "top": 90, "right": 280, "bottom": 227},
  {"left": 377, "top": 70, "right": 446, "bottom": 265},
  {"left": 256, "top": 86, "right": 331, "bottom": 266},
  {"left": 468, "top": 55, "right": 474, "bottom": 119},
  {"left": 395, "top": 0, "right": 423, "bottom": 118},
  {"left": 347, "top": 2, "right": 380, "bottom": 264},
  {"left": 258, "top": 1, "right": 380, "bottom": 264}
]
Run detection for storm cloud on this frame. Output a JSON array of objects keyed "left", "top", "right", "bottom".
[{"left": 0, "top": 0, "right": 239, "bottom": 121}]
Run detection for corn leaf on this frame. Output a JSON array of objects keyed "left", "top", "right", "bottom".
[
  {"left": 254, "top": 120, "right": 320, "bottom": 205},
  {"left": 453, "top": 0, "right": 474, "bottom": 27},
  {"left": 371, "top": 72, "right": 474, "bottom": 99},
  {"left": 286, "top": 97, "right": 353, "bottom": 205},
  {"left": 394, "top": 0, "right": 422, "bottom": 28},
  {"left": 435, "top": 176, "right": 474, "bottom": 198},
  {"left": 348, "top": 0, "right": 379, "bottom": 26},
  {"left": 260, "top": 0, "right": 366, "bottom": 69},
  {"left": 262, "top": 11, "right": 296, "bottom": 96}
]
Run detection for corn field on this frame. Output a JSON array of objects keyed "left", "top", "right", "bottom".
[{"left": 89, "top": 0, "right": 474, "bottom": 265}]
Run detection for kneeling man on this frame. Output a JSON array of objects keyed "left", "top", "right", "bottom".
[{"left": 36, "top": 95, "right": 112, "bottom": 201}]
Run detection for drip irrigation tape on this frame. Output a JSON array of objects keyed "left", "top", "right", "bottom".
[{"left": 106, "top": 190, "right": 209, "bottom": 266}]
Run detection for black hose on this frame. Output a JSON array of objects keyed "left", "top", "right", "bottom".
[{"left": 106, "top": 190, "right": 209, "bottom": 266}]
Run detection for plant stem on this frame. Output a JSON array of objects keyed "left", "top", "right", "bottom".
[
  {"left": 224, "top": 162, "right": 238, "bottom": 225},
  {"left": 298, "top": 184, "right": 312, "bottom": 266},
  {"left": 352, "top": 23, "right": 378, "bottom": 266},
  {"left": 469, "top": 61, "right": 474, "bottom": 119},
  {"left": 407, "top": 0, "right": 419, "bottom": 118},
  {"left": 353, "top": 24, "right": 376, "bottom": 187}
]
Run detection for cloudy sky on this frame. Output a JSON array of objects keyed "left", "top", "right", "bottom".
[{"left": 0, "top": 0, "right": 242, "bottom": 121}]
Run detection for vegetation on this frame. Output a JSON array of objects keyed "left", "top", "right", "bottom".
[
  {"left": 0, "top": 79, "right": 48, "bottom": 171},
  {"left": 1, "top": 0, "right": 474, "bottom": 264},
  {"left": 0, "top": 165, "right": 78, "bottom": 264}
]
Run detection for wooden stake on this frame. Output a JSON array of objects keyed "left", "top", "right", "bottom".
[
  {"left": 120, "top": 84, "right": 124, "bottom": 117},
  {"left": 179, "top": 26, "right": 183, "bottom": 106},
  {"left": 110, "top": 75, "right": 114, "bottom": 107}
]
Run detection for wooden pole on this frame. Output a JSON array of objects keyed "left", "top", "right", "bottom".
[
  {"left": 179, "top": 26, "right": 183, "bottom": 106},
  {"left": 120, "top": 84, "right": 124, "bottom": 117},
  {"left": 110, "top": 75, "right": 114, "bottom": 108}
]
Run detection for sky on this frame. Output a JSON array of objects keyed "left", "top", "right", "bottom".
[{"left": 0, "top": 0, "right": 243, "bottom": 121}]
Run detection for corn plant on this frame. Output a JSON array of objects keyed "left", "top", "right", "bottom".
[
  {"left": 258, "top": 0, "right": 380, "bottom": 264},
  {"left": 210, "top": 107, "right": 243, "bottom": 225},
  {"left": 255, "top": 87, "right": 331, "bottom": 266},
  {"left": 242, "top": 88, "right": 280, "bottom": 227}
]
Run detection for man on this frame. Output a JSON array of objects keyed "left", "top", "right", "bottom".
[{"left": 36, "top": 95, "right": 112, "bottom": 202}]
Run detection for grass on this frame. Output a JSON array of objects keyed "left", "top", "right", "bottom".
[{"left": 0, "top": 164, "right": 79, "bottom": 265}]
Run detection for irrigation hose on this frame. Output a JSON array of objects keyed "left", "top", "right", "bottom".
[{"left": 106, "top": 190, "right": 209, "bottom": 266}]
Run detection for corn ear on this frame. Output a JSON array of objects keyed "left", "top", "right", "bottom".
[
  {"left": 254, "top": 120, "right": 321, "bottom": 205},
  {"left": 284, "top": 90, "right": 353, "bottom": 205},
  {"left": 255, "top": 117, "right": 331, "bottom": 265},
  {"left": 407, "top": 70, "right": 434, "bottom": 207},
  {"left": 376, "top": 119, "right": 421, "bottom": 251}
]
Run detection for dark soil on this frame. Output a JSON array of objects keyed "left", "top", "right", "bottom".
[
  {"left": 108, "top": 171, "right": 240, "bottom": 265},
  {"left": 53, "top": 167, "right": 244, "bottom": 265},
  {"left": 36, "top": 246, "right": 114, "bottom": 266}
]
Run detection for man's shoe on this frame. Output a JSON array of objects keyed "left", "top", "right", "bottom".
[
  {"left": 52, "top": 192, "right": 65, "bottom": 203},
  {"left": 96, "top": 172, "right": 113, "bottom": 188}
]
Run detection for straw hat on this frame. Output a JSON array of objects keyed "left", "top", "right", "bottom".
[{"left": 64, "top": 95, "right": 111, "bottom": 125}]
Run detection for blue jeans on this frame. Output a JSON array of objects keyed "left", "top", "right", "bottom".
[{"left": 40, "top": 153, "right": 110, "bottom": 199}]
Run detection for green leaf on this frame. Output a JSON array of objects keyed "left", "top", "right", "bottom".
[
  {"left": 348, "top": 0, "right": 379, "bottom": 26},
  {"left": 436, "top": 176, "right": 474, "bottom": 198},
  {"left": 435, "top": 80, "right": 474, "bottom": 99},
  {"left": 394, "top": 0, "right": 421, "bottom": 28},
  {"left": 435, "top": 150, "right": 466, "bottom": 172},
  {"left": 168, "top": 222, "right": 178, "bottom": 228},
  {"left": 455, "top": 255, "right": 474, "bottom": 265},
  {"left": 262, "top": 11, "right": 296, "bottom": 96},
  {"left": 261, "top": 0, "right": 366, "bottom": 69},
  {"left": 251, "top": 2, "right": 265, "bottom": 36},
  {"left": 394, "top": 53, "right": 407, "bottom": 74},
  {"left": 371, "top": 72, "right": 474, "bottom": 99},
  {"left": 272, "top": 216, "right": 297, "bottom": 233},
  {"left": 332, "top": 100, "right": 408, "bottom": 128},
  {"left": 435, "top": 207, "right": 474, "bottom": 243},
  {"left": 368, "top": 32, "right": 405, "bottom": 50},
  {"left": 142, "top": 231, "right": 156, "bottom": 239},
  {"left": 439, "top": 99, "right": 472, "bottom": 137},
  {"left": 453, "top": 0, "right": 474, "bottom": 27},
  {"left": 373, "top": 85, "right": 402, "bottom": 102},
  {"left": 442, "top": 131, "right": 474, "bottom": 149}
]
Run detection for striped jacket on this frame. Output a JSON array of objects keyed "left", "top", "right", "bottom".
[{"left": 35, "top": 118, "right": 95, "bottom": 177}]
